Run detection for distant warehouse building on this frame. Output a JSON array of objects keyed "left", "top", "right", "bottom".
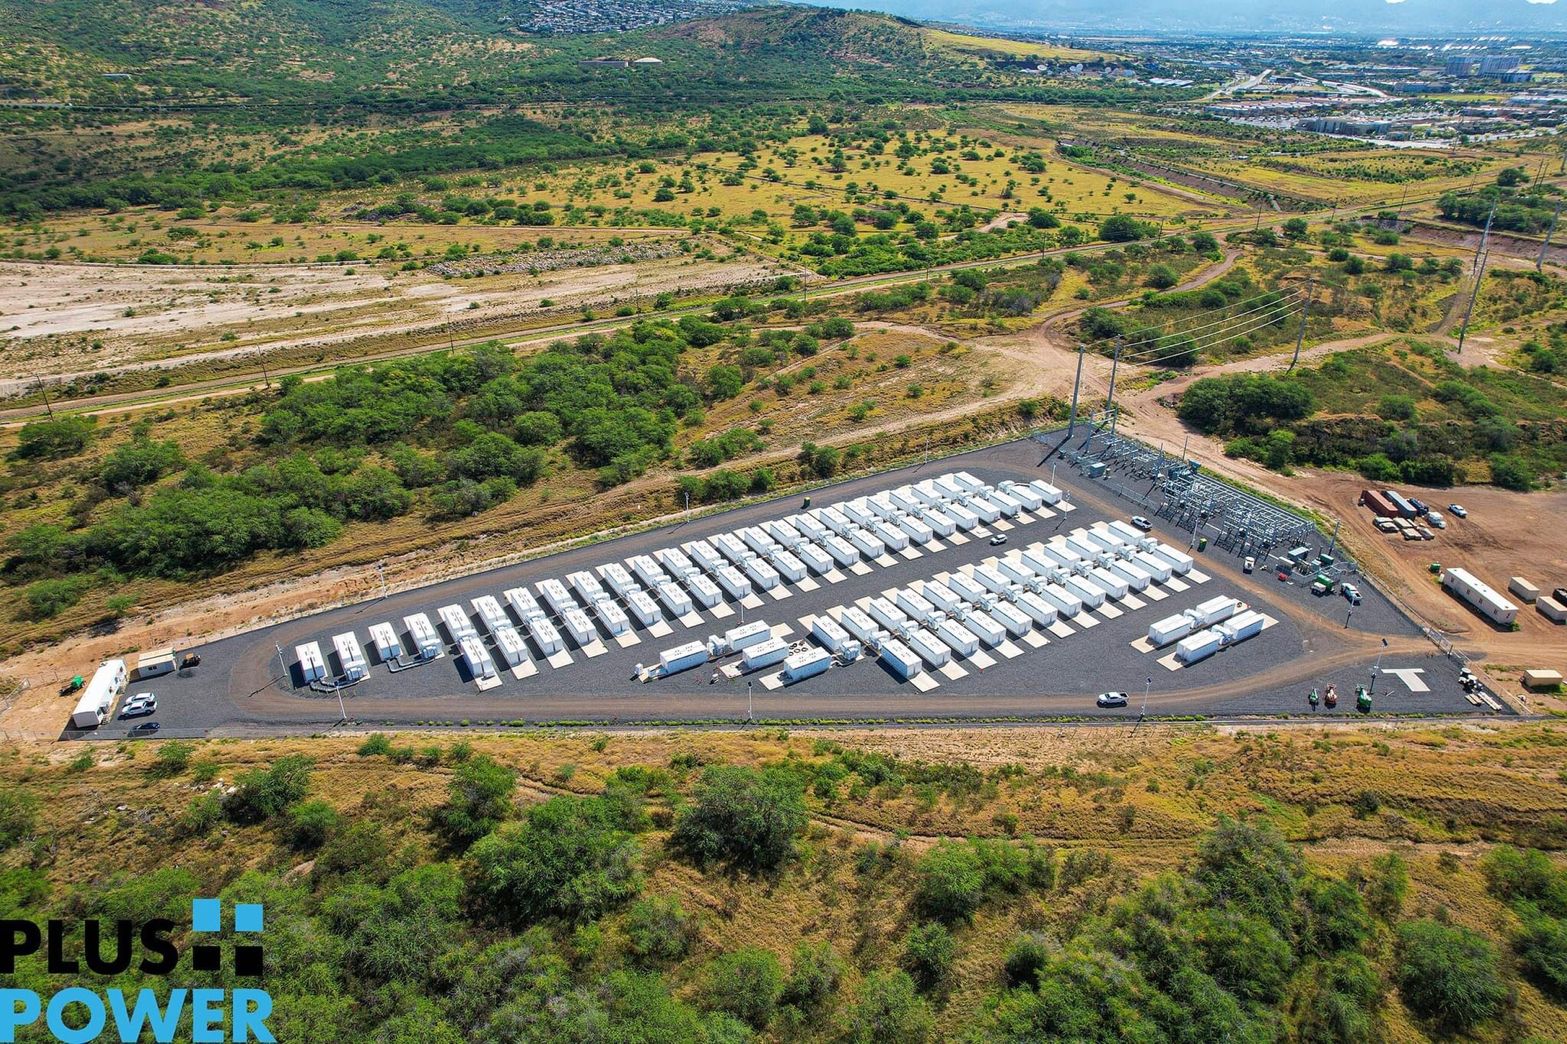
[{"left": 1442, "top": 567, "right": 1519, "bottom": 626}]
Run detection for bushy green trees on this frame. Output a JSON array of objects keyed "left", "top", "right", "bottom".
[
  {"left": 433, "top": 754, "right": 517, "bottom": 851},
  {"left": 1396, "top": 919, "right": 1510, "bottom": 1032},
  {"left": 672, "top": 765, "right": 807, "bottom": 872}
]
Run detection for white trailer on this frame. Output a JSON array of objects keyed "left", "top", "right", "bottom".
[
  {"left": 404, "top": 613, "right": 444, "bottom": 659},
  {"left": 960, "top": 494, "right": 1001, "bottom": 523},
  {"left": 889, "top": 486, "right": 923, "bottom": 513},
  {"left": 933, "top": 475, "right": 967, "bottom": 499},
  {"left": 1061, "top": 575, "right": 1106, "bottom": 609},
  {"left": 867, "top": 596, "right": 909, "bottom": 632},
  {"left": 630, "top": 555, "right": 669, "bottom": 590},
  {"left": 1027, "top": 479, "right": 1064, "bottom": 505},
  {"left": 459, "top": 636, "right": 499, "bottom": 682},
  {"left": 742, "top": 637, "right": 790, "bottom": 671},
  {"left": 538, "top": 578, "right": 577, "bottom": 618},
  {"left": 683, "top": 539, "right": 725, "bottom": 574},
  {"left": 493, "top": 625, "right": 531, "bottom": 668},
  {"left": 743, "top": 557, "right": 781, "bottom": 591},
  {"left": 770, "top": 549, "right": 807, "bottom": 583},
  {"left": 974, "top": 564, "right": 1013, "bottom": 597},
  {"left": 988, "top": 601, "right": 1033, "bottom": 638},
  {"left": 792, "top": 513, "right": 828, "bottom": 540},
  {"left": 472, "top": 595, "right": 511, "bottom": 634},
  {"left": 795, "top": 542, "right": 832, "bottom": 575},
  {"left": 657, "top": 580, "right": 693, "bottom": 617},
  {"left": 783, "top": 647, "right": 832, "bottom": 684},
  {"left": 880, "top": 639, "right": 923, "bottom": 680},
  {"left": 1148, "top": 613, "right": 1195, "bottom": 648},
  {"left": 1187, "top": 595, "right": 1241, "bottom": 628},
  {"left": 1088, "top": 567, "right": 1130, "bottom": 600},
  {"left": 947, "top": 572, "right": 988, "bottom": 604},
  {"left": 846, "top": 528, "right": 886, "bottom": 559},
  {"left": 560, "top": 607, "right": 598, "bottom": 647},
  {"left": 529, "top": 617, "right": 564, "bottom": 656},
  {"left": 438, "top": 604, "right": 478, "bottom": 642},
  {"left": 684, "top": 572, "right": 723, "bottom": 609},
  {"left": 1175, "top": 629, "right": 1223, "bottom": 665},
  {"left": 1442, "top": 568, "right": 1518, "bottom": 625},
  {"left": 906, "top": 628, "right": 952, "bottom": 668},
  {"left": 625, "top": 588, "right": 663, "bottom": 627},
  {"left": 569, "top": 570, "right": 606, "bottom": 605},
  {"left": 1152, "top": 543, "right": 1194, "bottom": 576},
  {"left": 840, "top": 607, "right": 883, "bottom": 646},
  {"left": 1040, "top": 541, "right": 1082, "bottom": 569},
  {"left": 599, "top": 562, "right": 640, "bottom": 599},
  {"left": 821, "top": 534, "right": 859, "bottom": 567},
  {"left": 71, "top": 659, "right": 126, "bottom": 728},
  {"left": 1133, "top": 551, "right": 1174, "bottom": 582},
  {"left": 943, "top": 502, "right": 980, "bottom": 531},
  {"left": 1083, "top": 528, "right": 1129, "bottom": 558},
  {"left": 923, "top": 581, "right": 963, "bottom": 613},
  {"left": 296, "top": 642, "right": 328, "bottom": 684},
  {"left": 1065, "top": 533, "right": 1108, "bottom": 563},
  {"left": 866, "top": 494, "right": 900, "bottom": 521},
  {"left": 998, "top": 481, "right": 1043, "bottom": 511},
  {"left": 332, "top": 633, "right": 369, "bottom": 682},
  {"left": 505, "top": 586, "right": 546, "bottom": 624},
  {"left": 723, "top": 620, "right": 772, "bottom": 653},
  {"left": 1006, "top": 591, "right": 1054, "bottom": 628},
  {"left": 659, "top": 641, "right": 708, "bottom": 676},
  {"left": 1217, "top": 610, "right": 1266, "bottom": 645},
  {"left": 867, "top": 518, "right": 909, "bottom": 552},
  {"left": 811, "top": 615, "right": 852, "bottom": 653},
  {"left": 1111, "top": 559, "right": 1153, "bottom": 591},
  {"left": 368, "top": 623, "right": 402, "bottom": 663},
  {"left": 1037, "top": 583, "right": 1085, "bottom": 617},
  {"left": 715, "top": 565, "right": 752, "bottom": 601},
  {"left": 655, "top": 548, "right": 696, "bottom": 579},
  {"left": 1509, "top": 577, "right": 1541, "bottom": 603},
  {"left": 594, "top": 598, "right": 631, "bottom": 636},
  {"left": 895, "top": 589, "right": 936, "bottom": 622}
]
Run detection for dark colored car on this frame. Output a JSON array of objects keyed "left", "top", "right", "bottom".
[{"left": 129, "top": 722, "right": 161, "bottom": 736}]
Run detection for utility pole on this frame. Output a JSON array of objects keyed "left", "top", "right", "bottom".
[
  {"left": 1066, "top": 343, "right": 1086, "bottom": 440},
  {"left": 747, "top": 680, "right": 753, "bottom": 723},
  {"left": 1288, "top": 277, "right": 1313, "bottom": 372},
  {"left": 1105, "top": 337, "right": 1123, "bottom": 437},
  {"left": 1538, "top": 199, "right": 1562, "bottom": 272},
  {"left": 37, "top": 377, "right": 54, "bottom": 419},
  {"left": 1456, "top": 201, "right": 1497, "bottom": 357}
]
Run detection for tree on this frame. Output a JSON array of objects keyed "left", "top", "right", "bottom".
[
  {"left": 901, "top": 922, "right": 955, "bottom": 992},
  {"left": 842, "top": 971, "right": 933, "bottom": 1044},
  {"left": 1497, "top": 166, "right": 1529, "bottom": 187},
  {"left": 671, "top": 765, "right": 807, "bottom": 872},
  {"left": 780, "top": 940, "right": 843, "bottom": 1013},
  {"left": 286, "top": 799, "right": 341, "bottom": 851},
  {"left": 706, "top": 364, "right": 744, "bottom": 400},
  {"left": 224, "top": 755, "right": 313, "bottom": 823},
  {"left": 698, "top": 948, "right": 782, "bottom": 1029},
  {"left": 1396, "top": 919, "right": 1510, "bottom": 1032},
  {"left": 14, "top": 417, "right": 95, "bottom": 460},
  {"left": 1282, "top": 217, "right": 1310, "bottom": 239},
  {"left": 433, "top": 754, "right": 516, "bottom": 851},
  {"left": 915, "top": 841, "right": 985, "bottom": 921},
  {"left": 1099, "top": 215, "right": 1152, "bottom": 243},
  {"left": 622, "top": 896, "right": 693, "bottom": 966}
]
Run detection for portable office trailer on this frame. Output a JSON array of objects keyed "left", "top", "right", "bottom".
[
  {"left": 840, "top": 607, "right": 883, "bottom": 645},
  {"left": 472, "top": 595, "right": 511, "bottom": 634},
  {"left": 1061, "top": 575, "right": 1105, "bottom": 609},
  {"left": 1217, "top": 610, "right": 1266, "bottom": 645},
  {"left": 821, "top": 534, "right": 859, "bottom": 566},
  {"left": 998, "top": 481, "right": 1043, "bottom": 511},
  {"left": 794, "top": 542, "right": 832, "bottom": 575},
  {"left": 1539, "top": 596, "right": 1567, "bottom": 623},
  {"left": 657, "top": 581, "right": 693, "bottom": 617},
  {"left": 819, "top": 507, "right": 854, "bottom": 535},
  {"left": 599, "top": 562, "right": 640, "bottom": 599},
  {"left": 569, "top": 570, "right": 606, "bottom": 605},
  {"left": 742, "top": 527, "right": 776, "bottom": 557},
  {"left": 655, "top": 548, "right": 696, "bottom": 578},
  {"left": 684, "top": 572, "right": 723, "bottom": 609},
  {"left": 404, "top": 613, "right": 443, "bottom": 659},
  {"left": 765, "top": 519, "right": 803, "bottom": 546},
  {"left": 988, "top": 601, "right": 1033, "bottom": 638},
  {"left": 1089, "top": 567, "right": 1130, "bottom": 600},
  {"left": 505, "top": 587, "right": 546, "bottom": 624},
  {"left": 594, "top": 598, "right": 630, "bottom": 636},
  {"left": 897, "top": 514, "right": 934, "bottom": 545},
  {"left": 724, "top": 620, "right": 772, "bottom": 653},
  {"left": 895, "top": 589, "right": 936, "bottom": 622},
  {"left": 1133, "top": 551, "right": 1173, "bottom": 582},
  {"left": 1152, "top": 543, "right": 1194, "bottom": 575},
  {"left": 625, "top": 588, "right": 663, "bottom": 627},
  {"left": 1014, "top": 591, "right": 1060, "bottom": 628},
  {"left": 846, "top": 528, "right": 886, "bottom": 559},
  {"left": 296, "top": 642, "right": 328, "bottom": 684},
  {"left": 1027, "top": 479, "right": 1064, "bottom": 505},
  {"left": 1148, "top": 612, "right": 1195, "bottom": 647},
  {"left": 715, "top": 565, "right": 752, "bottom": 601},
  {"left": 880, "top": 639, "right": 924, "bottom": 680},
  {"left": 71, "top": 659, "right": 126, "bottom": 728},
  {"left": 923, "top": 581, "right": 963, "bottom": 613},
  {"left": 459, "top": 636, "right": 498, "bottom": 682},
  {"left": 743, "top": 557, "right": 781, "bottom": 590},
  {"left": 952, "top": 471, "right": 985, "bottom": 492},
  {"left": 960, "top": 494, "right": 1001, "bottom": 523},
  {"left": 770, "top": 549, "right": 807, "bottom": 583},
  {"left": 1110, "top": 559, "right": 1152, "bottom": 591},
  {"left": 368, "top": 622, "right": 402, "bottom": 663},
  {"left": 1384, "top": 490, "right": 1418, "bottom": 518},
  {"left": 630, "top": 555, "right": 669, "bottom": 590},
  {"left": 1441, "top": 567, "right": 1519, "bottom": 625},
  {"left": 561, "top": 607, "right": 598, "bottom": 647},
  {"left": 943, "top": 502, "right": 980, "bottom": 531},
  {"left": 135, "top": 648, "right": 177, "bottom": 680},
  {"left": 684, "top": 539, "right": 725, "bottom": 574},
  {"left": 811, "top": 615, "right": 852, "bottom": 653},
  {"left": 1509, "top": 577, "right": 1541, "bottom": 603},
  {"left": 438, "top": 604, "right": 479, "bottom": 642},
  {"left": 974, "top": 564, "right": 1014, "bottom": 596},
  {"left": 959, "top": 609, "right": 1005, "bottom": 647},
  {"left": 1187, "top": 595, "right": 1241, "bottom": 628},
  {"left": 659, "top": 641, "right": 708, "bottom": 676},
  {"left": 1176, "top": 629, "right": 1223, "bottom": 665},
  {"left": 792, "top": 513, "right": 828, "bottom": 540},
  {"left": 866, "top": 518, "right": 909, "bottom": 552},
  {"left": 947, "top": 572, "right": 987, "bottom": 604},
  {"left": 784, "top": 647, "right": 832, "bottom": 683},
  {"left": 841, "top": 500, "right": 875, "bottom": 526},
  {"left": 332, "top": 633, "right": 369, "bottom": 681},
  {"left": 906, "top": 628, "right": 952, "bottom": 668},
  {"left": 867, "top": 596, "right": 910, "bottom": 632},
  {"left": 538, "top": 579, "right": 576, "bottom": 618},
  {"left": 920, "top": 508, "right": 957, "bottom": 537},
  {"left": 493, "top": 624, "right": 530, "bottom": 668},
  {"left": 529, "top": 617, "right": 564, "bottom": 655},
  {"left": 987, "top": 489, "right": 1024, "bottom": 517}
]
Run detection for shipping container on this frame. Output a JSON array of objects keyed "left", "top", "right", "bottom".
[
  {"left": 811, "top": 615, "right": 852, "bottom": 653},
  {"left": 1176, "top": 629, "right": 1223, "bottom": 665},
  {"left": 867, "top": 494, "right": 900, "bottom": 521},
  {"left": 715, "top": 565, "right": 753, "bottom": 601},
  {"left": 1040, "top": 540, "right": 1082, "bottom": 569},
  {"left": 599, "top": 562, "right": 640, "bottom": 598},
  {"left": 895, "top": 588, "right": 937, "bottom": 622},
  {"left": 933, "top": 475, "right": 967, "bottom": 500},
  {"left": 1089, "top": 566, "right": 1130, "bottom": 600},
  {"left": 906, "top": 628, "right": 952, "bottom": 667},
  {"left": 493, "top": 625, "right": 530, "bottom": 668},
  {"left": 438, "top": 604, "right": 479, "bottom": 642},
  {"left": 404, "top": 613, "right": 444, "bottom": 659},
  {"left": 770, "top": 549, "right": 807, "bottom": 583},
  {"left": 998, "top": 480, "right": 1044, "bottom": 511},
  {"left": 947, "top": 572, "right": 988, "bottom": 604},
  {"left": 1509, "top": 576, "right": 1541, "bottom": 603},
  {"left": 880, "top": 639, "right": 924, "bottom": 680},
  {"left": 742, "top": 637, "right": 790, "bottom": 671},
  {"left": 1109, "top": 520, "right": 1157, "bottom": 551},
  {"left": 795, "top": 542, "right": 833, "bottom": 575},
  {"left": 1217, "top": 609, "right": 1266, "bottom": 645},
  {"left": 368, "top": 622, "right": 403, "bottom": 663},
  {"left": 1442, "top": 567, "right": 1519, "bottom": 625},
  {"left": 1538, "top": 596, "right": 1567, "bottom": 623},
  {"left": 897, "top": 514, "right": 934, "bottom": 545},
  {"left": 821, "top": 534, "right": 860, "bottom": 566},
  {"left": 974, "top": 564, "right": 1014, "bottom": 596},
  {"left": 923, "top": 581, "right": 964, "bottom": 613},
  {"left": 684, "top": 572, "right": 723, "bottom": 609},
  {"left": 655, "top": 580, "right": 693, "bottom": 618},
  {"left": 538, "top": 578, "right": 577, "bottom": 618},
  {"left": 724, "top": 620, "right": 772, "bottom": 653},
  {"left": 783, "top": 647, "right": 832, "bottom": 683},
  {"left": 505, "top": 586, "right": 546, "bottom": 624},
  {"left": 529, "top": 617, "right": 564, "bottom": 656},
  {"left": 1148, "top": 612, "right": 1195, "bottom": 647},
  {"left": 1015, "top": 591, "right": 1060, "bottom": 628},
  {"left": 911, "top": 480, "right": 947, "bottom": 508},
  {"left": 743, "top": 557, "right": 781, "bottom": 590},
  {"left": 866, "top": 518, "right": 909, "bottom": 552},
  {"left": 1187, "top": 595, "right": 1241, "bottom": 628},
  {"left": 1083, "top": 528, "right": 1128, "bottom": 558},
  {"left": 867, "top": 596, "right": 910, "bottom": 632},
  {"left": 683, "top": 539, "right": 726, "bottom": 574},
  {"left": 1065, "top": 533, "right": 1107, "bottom": 563},
  {"left": 594, "top": 598, "right": 631, "bottom": 636},
  {"left": 561, "top": 607, "right": 598, "bottom": 647},
  {"left": 71, "top": 660, "right": 125, "bottom": 729},
  {"left": 625, "top": 588, "right": 663, "bottom": 627},
  {"left": 713, "top": 532, "right": 750, "bottom": 564},
  {"left": 460, "top": 636, "right": 499, "bottom": 681},
  {"left": 569, "top": 570, "right": 606, "bottom": 605},
  {"left": 1360, "top": 489, "right": 1399, "bottom": 517},
  {"left": 847, "top": 528, "right": 886, "bottom": 559},
  {"left": 332, "top": 632, "right": 369, "bottom": 682},
  {"left": 1027, "top": 479, "right": 1064, "bottom": 505},
  {"left": 1111, "top": 559, "right": 1153, "bottom": 591},
  {"left": 1384, "top": 490, "right": 1418, "bottom": 518},
  {"left": 1152, "top": 543, "right": 1194, "bottom": 575},
  {"left": 988, "top": 601, "right": 1033, "bottom": 638},
  {"left": 659, "top": 641, "right": 708, "bottom": 675},
  {"left": 1061, "top": 575, "right": 1105, "bottom": 609},
  {"left": 472, "top": 595, "right": 511, "bottom": 634},
  {"left": 960, "top": 609, "right": 1006, "bottom": 647},
  {"left": 296, "top": 642, "right": 328, "bottom": 684},
  {"left": 1133, "top": 551, "right": 1174, "bottom": 582},
  {"left": 840, "top": 606, "right": 883, "bottom": 645}
]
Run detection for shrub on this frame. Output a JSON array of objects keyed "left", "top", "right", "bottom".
[
  {"left": 434, "top": 754, "right": 517, "bottom": 851},
  {"left": 915, "top": 842, "right": 985, "bottom": 921},
  {"left": 14, "top": 417, "right": 95, "bottom": 460},
  {"left": 1003, "top": 932, "right": 1052, "bottom": 988},
  {"left": 285, "top": 799, "right": 341, "bottom": 850},
  {"left": 1396, "top": 919, "right": 1510, "bottom": 1032},
  {"left": 147, "top": 741, "right": 194, "bottom": 778},
  {"left": 622, "top": 896, "right": 693, "bottom": 966},
  {"left": 698, "top": 947, "right": 782, "bottom": 1029},
  {"left": 671, "top": 765, "right": 807, "bottom": 872},
  {"left": 901, "top": 922, "right": 955, "bottom": 992},
  {"left": 781, "top": 940, "right": 843, "bottom": 1012},
  {"left": 223, "top": 755, "right": 313, "bottom": 823},
  {"left": 0, "top": 791, "right": 39, "bottom": 852},
  {"left": 842, "top": 971, "right": 933, "bottom": 1044}
]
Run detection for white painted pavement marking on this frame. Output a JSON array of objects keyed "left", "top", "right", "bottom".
[
  {"left": 1143, "top": 586, "right": 1169, "bottom": 602},
  {"left": 824, "top": 569, "right": 846, "bottom": 583},
  {"left": 1097, "top": 604, "right": 1124, "bottom": 620},
  {"left": 581, "top": 640, "right": 608, "bottom": 658},
  {"left": 926, "top": 538, "right": 946, "bottom": 552},
  {"left": 1023, "top": 631, "right": 1049, "bottom": 649},
  {"left": 795, "top": 577, "right": 820, "bottom": 592},
  {"left": 1158, "top": 651, "right": 1183, "bottom": 672},
  {"left": 679, "top": 612, "right": 704, "bottom": 628},
  {"left": 769, "top": 586, "right": 792, "bottom": 600},
  {"left": 1380, "top": 667, "right": 1429, "bottom": 693},
  {"left": 1189, "top": 568, "right": 1211, "bottom": 584},
  {"left": 967, "top": 650, "right": 996, "bottom": 670},
  {"left": 1165, "top": 577, "right": 1191, "bottom": 593},
  {"left": 911, "top": 674, "right": 940, "bottom": 692},
  {"left": 710, "top": 603, "right": 735, "bottom": 619},
  {"left": 511, "top": 661, "right": 538, "bottom": 680},
  {"left": 996, "top": 640, "right": 1024, "bottom": 658},
  {"left": 1130, "top": 636, "right": 1157, "bottom": 653},
  {"left": 948, "top": 533, "right": 969, "bottom": 545},
  {"left": 1073, "top": 612, "right": 1099, "bottom": 629},
  {"left": 648, "top": 621, "right": 674, "bottom": 638},
  {"left": 742, "top": 594, "right": 765, "bottom": 609},
  {"left": 850, "top": 562, "right": 874, "bottom": 576},
  {"left": 615, "top": 632, "right": 642, "bottom": 648},
  {"left": 1048, "top": 620, "right": 1075, "bottom": 639},
  {"left": 547, "top": 650, "right": 574, "bottom": 669},
  {"left": 939, "top": 662, "right": 968, "bottom": 681},
  {"left": 992, "top": 518, "right": 1014, "bottom": 532},
  {"left": 474, "top": 675, "right": 503, "bottom": 691},
  {"left": 900, "top": 547, "right": 924, "bottom": 561}
]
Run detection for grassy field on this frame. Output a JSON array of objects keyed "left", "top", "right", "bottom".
[{"left": 921, "top": 28, "right": 1115, "bottom": 63}]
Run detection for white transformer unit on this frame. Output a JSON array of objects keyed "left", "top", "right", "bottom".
[
  {"left": 715, "top": 565, "right": 752, "bottom": 601},
  {"left": 795, "top": 542, "right": 833, "bottom": 575},
  {"left": 368, "top": 622, "right": 402, "bottom": 663},
  {"left": 684, "top": 572, "right": 723, "bottom": 609},
  {"left": 770, "top": 549, "right": 807, "bottom": 583},
  {"left": 404, "top": 613, "right": 444, "bottom": 659},
  {"left": 1187, "top": 595, "right": 1241, "bottom": 628},
  {"left": 897, "top": 514, "right": 934, "bottom": 545},
  {"left": 723, "top": 620, "right": 772, "bottom": 653},
  {"left": 594, "top": 598, "right": 630, "bottom": 636},
  {"left": 296, "top": 642, "right": 328, "bottom": 684},
  {"left": 569, "top": 570, "right": 606, "bottom": 605},
  {"left": 460, "top": 636, "right": 499, "bottom": 682},
  {"left": 947, "top": 572, "right": 987, "bottom": 604},
  {"left": 867, "top": 596, "right": 909, "bottom": 633},
  {"left": 625, "top": 588, "right": 663, "bottom": 627},
  {"left": 821, "top": 534, "right": 859, "bottom": 567},
  {"left": 1061, "top": 575, "right": 1105, "bottom": 609},
  {"left": 989, "top": 601, "right": 1033, "bottom": 638},
  {"left": 895, "top": 588, "right": 936, "bottom": 622},
  {"left": 866, "top": 518, "right": 909, "bottom": 552},
  {"left": 683, "top": 539, "right": 725, "bottom": 574},
  {"left": 960, "top": 609, "right": 1006, "bottom": 647},
  {"left": 1175, "top": 629, "right": 1223, "bottom": 665},
  {"left": 998, "top": 481, "right": 1043, "bottom": 511},
  {"left": 538, "top": 578, "right": 577, "bottom": 618},
  {"left": 1442, "top": 567, "right": 1519, "bottom": 625},
  {"left": 659, "top": 641, "right": 708, "bottom": 676},
  {"left": 1088, "top": 567, "right": 1130, "bottom": 600},
  {"left": 1037, "top": 583, "right": 1084, "bottom": 618},
  {"left": 529, "top": 617, "right": 564, "bottom": 656},
  {"left": 560, "top": 607, "right": 598, "bottom": 647},
  {"left": 1133, "top": 551, "right": 1174, "bottom": 582},
  {"left": 472, "top": 595, "right": 511, "bottom": 634},
  {"left": 935, "top": 619, "right": 980, "bottom": 657},
  {"left": 783, "top": 647, "right": 832, "bottom": 683},
  {"left": 742, "top": 637, "right": 790, "bottom": 671},
  {"left": 1111, "top": 559, "right": 1153, "bottom": 591},
  {"left": 906, "top": 628, "right": 952, "bottom": 668},
  {"left": 1014, "top": 592, "right": 1059, "bottom": 628},
  {"left": 599, "top": 562, "right": 640, "bottom": 598},
  {"left": 1028, "top": 479, "right": 1064, "bottom": 505},
  {"left": 493, "top": 625, "right": 531, "bottom": 668},
  {"left": 71, "top": 659, "right": 127, "bottom": 729},
  {"left": 657, "top": 580, "right": 693, "bottom": 617},
  {"left": 438, "top": 604, "right": 479, "bottom": 642},
  {"left": 846, "top": 528, "right": 886, "bottom": 559},
  {"left": 811, "top": 615, "right": 852, "bottom": 653},
  {"left": 743, "top": 557, "right": 781, "bottom": 591},
  {"left": 840, "top": 607, "right": 883, "bottom": 645},
  {"left": 630, "top": 555, "right": 669, "bottom": 590},
  {"left": 1217, "top": 610, "right": 1266, "bottom": 645},
  {"left": 923, "top": 581, "right": 963, "bottom": 613},
  {"left": 880, "top": 639, "right": 923, "bottom": 680},
  {"left": 332, "top": 632, "right": 369, "bottom": 682},
  {"left": 1148, "top": 612, "right": 1195, "bottom": 648},
  {"left": 505, "top": 586, "right": 546, "bottom": 624},
  {"left": 1152, "top": 543, "right": 1195, "bottom": 575}
]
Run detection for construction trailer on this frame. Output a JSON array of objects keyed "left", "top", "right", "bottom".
[
  {"left": 71, "top": 659, "right": 127, "bottom": 729},
  {"left": 783, "top": 647, "right": 832, "bottom": 683},
  {"left": 135, "top": 647, "right": 177, "bottom": 680},
  {"left": 1175, "top": 629, "right": 1223, "bottom": 665},
  {"left": 1509, "top": 577, "right": 1541, "bottom": 603},
  {"left": 404, "top": 613, "right": 444, "bottom": 659},
  {"left": 296, "top": 642, "right": 328, "bottom": 684},
  {"left": 658, "top": 641, "right": 709, "bottom": 677},
  {"left": 332, "top": 632, "right": 369, "bottom": 682},
  {"left": 368, "top": 622, "right": 403, "bottom": 663},
  {"left": 1538, "top": 596, "right": 1567, "bottom": 624},
  {"left": 1442, "top": 567, "right": 1519, "bottom": 625},
  {"left": 459, "top": 636, "right": 498, "bottom": 683}
]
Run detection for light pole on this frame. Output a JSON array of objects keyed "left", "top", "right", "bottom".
[
  {"left": 275, "top": 643, "right": 287, "bottom": 686},
  {"left": 1142, "top": 675, "right": 1151, "bottom": 718},
  {"left": 336, "top": 686, "right": 348, "bottom": 724},
  {"left": 747, "top": 681, "right": 754, "bottom": 722},
  {"left": 1368, "top": 637, "right": 1387, "bottom": 699}
]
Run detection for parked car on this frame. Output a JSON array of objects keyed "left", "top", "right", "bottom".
[
  {"left": 1243, "top": 556, "right": 1255, "bottom": 573},
  {"left": 1342, "top": 583, "right": 1362, "bottom": 605},
  {"left": 1448, "top": 504, "right": 1468, "bottom": 519},
  {"left": 988, "top": 534, "right": 1008, "bottom": 547},
  {"left": 1130, "top": 516, "right": 1153, "bottom": 532},
  {"left": 1427, "top": 512, "right": 1446, "bottom": 529},
  {"left": 1096, "top": 692, "right": 1129, "bottom": 708},
  {"left": 1410, "top": 497, "right": 1428, "bottom": 514},
  {"left": 120, "top": 693, "right": 157, "bottom": 718},
  {"left": 129, "top": 722, "right": 161, "bottom": 736}
]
